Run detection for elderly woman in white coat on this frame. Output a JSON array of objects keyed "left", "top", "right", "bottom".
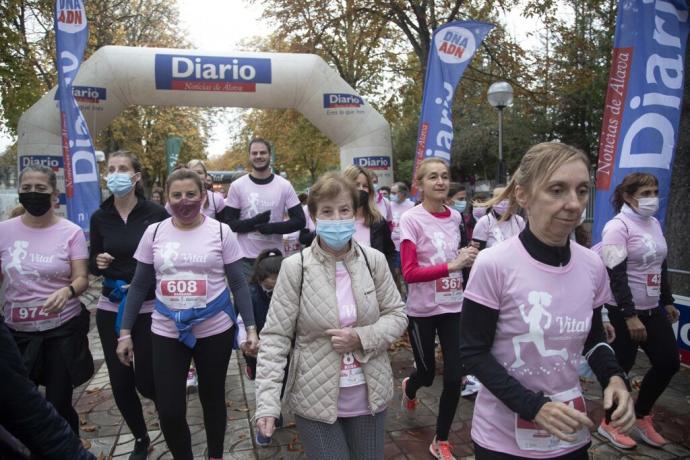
[{"left": 254, "top": 172, "right": 407, "bottom": 459}]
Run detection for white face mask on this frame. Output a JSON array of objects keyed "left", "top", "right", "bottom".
[{"left": 636, "top": 197, "right": 659, "bottom": 217}]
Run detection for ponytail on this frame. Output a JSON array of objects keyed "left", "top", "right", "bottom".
[{"left": 251, "top": 248, "right": 284, "bottom": 284}]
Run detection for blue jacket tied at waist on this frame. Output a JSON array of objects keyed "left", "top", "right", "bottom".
[
  {"left": 154, "top": 289, "right": 237, "bottom": 348},
  {"left": 103, "top": 278, "right": 128, "bottom": 335}
]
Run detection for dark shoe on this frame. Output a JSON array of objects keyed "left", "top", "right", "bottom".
[
  {"left": 275, "top": 413, "right": 284, "bottom": 429},
  {"left": 129, "top": 435, "right": 151, "bottom": 460}
]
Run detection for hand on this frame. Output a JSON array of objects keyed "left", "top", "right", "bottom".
[
  {"left": 665, "top": 304, "right": 680, "bottom": 323},
  {"left": 625, "top": 315, "right": 647, "bottom": 342},
  {"left": 245, "top": 329, "right": 260, "bottom": 356},
  {"left": 96, "top": 252, "right": 115, "bottom": 270},
  {"left": 603, "top": 322, "right": 616, "bottom": 343},
  {"left": 256, "top": 417, "right": 276, "bottom": 438},
  {"left": 43, "top": 287, "right": 72, "bottom": 313},
  {"left": 325, "top": 327, "right": 361, "bottom": 353},
  {"left": 603, "top": 376, "right": 635, "bottom": 432},
  {"left": 116, "top": 335, "right": 134, "bottom": 366},
  {"left": 534, "top": 401, "right": 594, "bottom": 442},
  {"left": 255, "top": 223, "right": 273, "bottom": 235},
  {"left": 448, "top": 246, "right": 478, "bottom": 272},
  {"left": 254, "top": 210, "right": 271, "bottom": 225}
]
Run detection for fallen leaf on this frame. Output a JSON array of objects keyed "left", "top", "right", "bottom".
[
  {"left": 80, "top": 438, "right": 92, "bottom": 449},
  {"left": 81, "top": 425, "right": 98, "bottom": 433}
]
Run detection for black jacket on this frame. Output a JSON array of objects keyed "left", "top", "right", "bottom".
[
  {"left": 89, "top": 193, "right": 168, "bottom": 299},
  {"left": 250, "top": 283, "right": 271, "bottom": 333},
  {"left": 0, "top": 318, "right": 95, "bottom": 460}
]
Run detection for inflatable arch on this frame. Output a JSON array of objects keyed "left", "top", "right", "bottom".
[{"left": 17, "top": 45, "right": 393, "bottom": 214}]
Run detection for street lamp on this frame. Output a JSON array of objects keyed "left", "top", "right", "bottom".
[{"left": 487, "top": 81, "right": 513, "bottom": 184}]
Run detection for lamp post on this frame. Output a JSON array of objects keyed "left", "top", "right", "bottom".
[{"left": 487, "top": 81, "right": 513, "bottom": 184}]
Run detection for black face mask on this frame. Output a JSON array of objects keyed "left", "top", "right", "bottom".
[
  {"left": 19, "top": 192, "right": 53, "bottom": 217},
  {"left": 358, "top": 190, "right": 369, "bottom": 207}
]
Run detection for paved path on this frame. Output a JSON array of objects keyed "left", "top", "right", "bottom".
[{"left": 75, "top": 286, "right": 690, "bottom": 459}]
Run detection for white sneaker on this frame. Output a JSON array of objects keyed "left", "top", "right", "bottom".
[
  {"left": 186, "top": 368, "right": 198, "bottom": 388},
  {"left": 461, "top": 375, "right": 481, "bottom": 397}
]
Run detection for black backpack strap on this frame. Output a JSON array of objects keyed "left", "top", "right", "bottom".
[
  {"left": 293, "top": 249, "right": 304, "bottom": 347},
  {"left": 219, "top": 220, "right": 223, "bottom": 243},
  {"left": 152, "top": 221, "right": 163, "bottom": 243},
  {"left": 355, "top": 242, "right": 374, "bottom": 280}
]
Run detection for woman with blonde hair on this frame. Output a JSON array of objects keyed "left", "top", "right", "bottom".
[
  {"left": 342, "top": 165, "right": 395, "bottom": 264},
  {"left": 399, "top": 158, "right": 478, "bottom": 460},
  {"left": 186, "top": 159, "right": 226, "bottom": 219},
  {"left": 459, "top": 142, "right": 635, "bottom": 459}
]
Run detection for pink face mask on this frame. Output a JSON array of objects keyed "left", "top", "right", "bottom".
[
  {"left": 493, "top": 200, "right": 509, "bottom": 216},
  {"left": 473, "top": 206, "right": 487, "bottom": 220},
  {"left": 170, "top": 198, "right": 202, "bottom": 224}
]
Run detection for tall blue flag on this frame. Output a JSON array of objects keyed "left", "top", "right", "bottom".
[
  {"left": 593, "top": 0, "right": 689, "bottom": 244},
  {"left": 55, "top": 0, "right": 100, "bottom": 236},
  {"left": 412, "top": 20, "right": 494, "bottom": 194}
]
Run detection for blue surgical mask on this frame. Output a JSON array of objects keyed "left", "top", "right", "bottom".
[
  {"left": 451, "top": 200, "right": 467, "bottom": 213},
  {"left": 107, "top": 173, "right": 135, "bottom": 198},
  {"left": 316, "top": 218, "right": 356, "bottom": 251}
]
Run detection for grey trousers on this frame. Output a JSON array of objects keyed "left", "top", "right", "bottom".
[{"left": 294, "top": 410, "right": 386, "bottom": 460}]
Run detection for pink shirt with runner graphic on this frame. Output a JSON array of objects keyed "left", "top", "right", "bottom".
[
  {"left": 399, "top": 205, "right": 463, "bottom": 317},
  {"left": 473, "top": 213, "right": 525, "bottom": 248},
  {"left": 0, "top": 217, "right": 88, "bottom": 331},
  {"left": 134, "top": 217, "right": 242, "bottom": 339},
  {"left": 464, "top": 237, "right": 612, "bottom": 458},
  {"left": 335, "top": 261, "right": 370, "bottom": 417},
  {"left": 602, "top": 209, "right": 667, "bottom": 310},
  {"left": 225, "top": 174, "right": 300, "bottom": 258},
  {"left": 390, "top": 199, "right": 415, "bottom": 251}
]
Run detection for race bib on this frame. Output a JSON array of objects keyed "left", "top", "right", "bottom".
[
  {"left": 283, "top": 238, "right": 301, "bottom": 256},
  {"left": 340, "top": 352, "right": 366, "bottom": 388},
  {"left": 646, "top": 273, "right": 661, "bottom": 297},
  {"left": 515, "top": 388, "right": 588, "bottom": 452},
  {"left": 159, "top": 273, "right": 208, "bottom": 310},
  {"left": 434, "top": 272, "right": 463, "bottom": 304},
  {"left": 10, "top": 301, "right": 60, "bottom": 332},
  {"left": 249, "top": 231, "right": 274, "bottom": 242}
]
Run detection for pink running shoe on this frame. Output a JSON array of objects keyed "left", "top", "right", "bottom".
[
  {"left": 633, "top": 415, "right": 667, "bottom": 447},
  {"left": 597, "top": 420, "right": 636, "bottom": 449},
  {"left": 400, "top": 377, "right": 417, "bottom": 415}
]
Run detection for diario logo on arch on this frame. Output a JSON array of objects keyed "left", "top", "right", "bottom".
[{"left": 155, "top": 54, "right": 272, "bottom": 92}]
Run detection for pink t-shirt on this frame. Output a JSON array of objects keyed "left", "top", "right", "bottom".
[
  {"left": 464, "top": 237, "right": 612, "bottom": 458},
  {"left": 303, "top": 204, "right": 315, "bottom": 231},
  {"left": 97, "top": 296, "right": 155, "bottom": 314},
  {"left": 354, "top": 218, "right": 371, "bottom": 247},
  {"left": 376, "top": 194, "right": 392, "bottom": 223},
  {"left": 226, "top": 174, "right": 300, "bottom": 258},
  {"left": 283, "top": 231, "right": 302, "bottom": 257},
  {"left": 602, "top": 209, "right": 667, "bottom": 310},
  {"left": 335, "top": 262, "right": 370, "bottom": 417},
  {"left": 134, "top": 217, "right": 242, "bottom": 339},
  {"left": 390, "top": 199, "right": 415, "bottom": 251},
  {"left": 399, "top": 205, "right": 463, "bottom": 317},
  {"left": 473, "top": 213, "right": 525, "bottom": 247},
  {"left": 0, "top": 217, "right": 88, "bottom": 331}
]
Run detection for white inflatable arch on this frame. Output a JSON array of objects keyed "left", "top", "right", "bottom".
[{"left": 17, "top": 45, "right": 393, "bottom": 206}]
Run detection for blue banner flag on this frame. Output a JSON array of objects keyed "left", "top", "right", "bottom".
[
  {"left": 593, "top": 0, "right": 689, "bottom": 244},
  {"left": 411, "top": 20, "right": 494, "bottom": 194},
  {"left": 55, "top": 0, "right": 100, "bottom": 235}
]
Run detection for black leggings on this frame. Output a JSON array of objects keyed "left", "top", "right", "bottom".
[
  {"left": 152, "top": 328, "right": 234, "bottom": 460},
  {"left": 608, "top": 307, "right": 680, "bottom": 417},
  {"left": 405, "top": 312, "right": 463, "bottom": 441},
  {"left": 473, "top": 442, "right": 590, "bottom": 460},
  {"left": 42, "top": 339, "right": 80, "bottom": 434},
  {"left": 96, "top": 309, "right": 155, "bottom": 439}
]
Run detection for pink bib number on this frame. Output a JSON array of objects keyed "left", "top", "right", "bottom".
[
  {"left": 646, "top": 273, "right": 660, "bottom": 297},
  {"left": 515, "top": 388, "right": 587, "bottom": 451},
  {"left": 159, "top": 274, "right": 208, "bottom": 310},
  {"left": 434, "top": 272, "right": 463, "bottom": 304},
  {"left": 10, "top": 301, "right": 60, "bottom": 331}
]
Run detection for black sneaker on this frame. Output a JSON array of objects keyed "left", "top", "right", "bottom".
[{"left": 129, "top": 435, "right": 151, "bottom": 460}]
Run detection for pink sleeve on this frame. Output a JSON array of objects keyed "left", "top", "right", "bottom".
[
  {"left": 283, "top": 182, "right": 301, "bottom": 209},
  {"left": 221, "top": 224, "right": 243, "bottom": 264},
  {"left": 399, "top": 213, "right": 417, "bottom": 245},
  {"left": 601, "top": 218, "right": 628, "bottom": 246},
  {"left": 463, "top": 251, "right": 502, "bottom": 310},
  {"left": 472, "top": 216, "right": 489, "bottom": 241},
  {"left": 592, "top": 258, "right": 613, "bottom": 308},
  {"left": 214, "top": 192, "right": 226, "bottom": 212},
  {"left": 68, "top": 229, "right": 89, "bottom": 260},
  {"left": 226, "top": 183, "right": 240, "bottom": 208},
  {"left": 516, "top": 215, "right": 526, "bottom": 231},
  {"left": 134, "top": 225, "right": 156, "bottom": 264}
]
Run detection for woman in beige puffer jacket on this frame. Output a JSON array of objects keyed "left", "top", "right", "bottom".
[{"left": 254, "top": 172, "right": 407, "bottom": 459}]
